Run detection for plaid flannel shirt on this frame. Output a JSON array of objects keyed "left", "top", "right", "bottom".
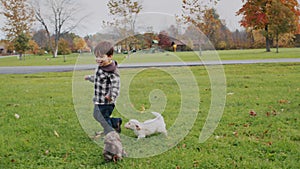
[{"left": 88, "top": 67, "right": 120, "bottom": 105}]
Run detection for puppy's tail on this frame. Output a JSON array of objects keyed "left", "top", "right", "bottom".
[{"left": 151, "top": 112, "right": 162, "bottom": 118}]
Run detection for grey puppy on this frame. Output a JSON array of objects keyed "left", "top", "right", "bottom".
[{"left": 103, "top": 131, "right": 126, "bottom": 162}]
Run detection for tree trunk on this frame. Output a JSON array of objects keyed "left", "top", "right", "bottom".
[
  {"left": 52, "top": 39, "right": 58, "bottom": 58},
  {"left": 53, "top": 46, "right": 58, "bottom": 58},
  {"left": 265, "top": 25, "right": 271, "bottom": 52},
  {"left": 18, "top": 53, "right": 22, "bottom": 60},
  {"left": 199, "top": 44, "right": 202, "bottom": 56},
  {"left": 276, "top": 33, "right": 279, "bottom": 53}
]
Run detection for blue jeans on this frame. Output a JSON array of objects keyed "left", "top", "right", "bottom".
[{"left": 93, "top": 104, "right": 115, "bottom": 134}]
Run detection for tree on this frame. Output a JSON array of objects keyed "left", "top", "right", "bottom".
[
  {"left": 32, "top": 29, "right": 49, "bottom": 51},
  {"left": 106, "top": 0, "right": 143, "bottom": 34},
  {"left": 32, "top": 0, "right": 84, "bottom": 58},
  {"left": 104, "top": 0, "right": 142, "bottom": 55},
  {"left": 73, "top": 37, "right": 87, "bottom": 52},
  {"left": 237, "top": 0, "right": 300, "bottom": 52},
  {"left": 14, "top": 32, "right": 30, "bottom": 60},
  {"left": 0, "top": 0, "right": 35, "bottom": 41},
  {"left": 28, "top": 40, "right": 40, "bottom": 54},
  {"left": 167, "top": 25, "right": 179, "bottom": 38},
  {"left": 200, "top": 8, "right": 222, "bottom": 46},
  {"left": 60, "top": 32, "right": 78, "bottom": 52},
  {"left": 180, "top": 0, "right": 221, "bottom": 47},
  {"left": 268, "top": 0, "right": 300, "bottom": 52},
  {"left": 58, "top": 38, "right": 71, "bottom": 62}
]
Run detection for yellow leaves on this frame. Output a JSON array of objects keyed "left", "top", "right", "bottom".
[{"left": 73, "top": 37, "right": 87, "bottom": 51}]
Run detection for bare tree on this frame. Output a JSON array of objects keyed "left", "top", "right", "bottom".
[
  {"left": 105, "top": 0, "right": 142, "bottom": 34},
  {"left": 103, "top": 0, "right": 143, "bottom": 54},
  {"left": 32, "top": 0, "right": 85, "bottom": 58},
  {"left": 180, "top": 0, "right": 221, "bottom": 47}
]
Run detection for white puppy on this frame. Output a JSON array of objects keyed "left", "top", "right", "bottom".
[{"left": 124, "top": 112, "right": 167, "bottom": 139}]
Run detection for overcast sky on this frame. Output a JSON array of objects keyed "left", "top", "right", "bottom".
[{"left": 1, "top": 0, "right": 300, "bottom": 38}]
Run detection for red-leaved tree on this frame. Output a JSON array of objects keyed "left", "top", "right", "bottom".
[{"left": 237, "top": 0, "right": 300, "bottom": 52}]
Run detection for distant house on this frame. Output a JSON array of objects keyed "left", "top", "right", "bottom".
[
  {"left": 0, "top": 41, "right": 7, "bottom": 55},
  {"left": 169, "top": 38, "right": 187, "bottom": 51}
]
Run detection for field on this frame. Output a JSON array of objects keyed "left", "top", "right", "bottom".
[
  {"left": 0, "top": 58, "right": 299, "bottom": 168},
  {"left": 0, "top": 48, "right": 300, "bottom": 66}
]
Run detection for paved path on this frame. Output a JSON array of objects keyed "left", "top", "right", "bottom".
[{"left": 1, "top": 58, "right": 300, "bottom": 74}]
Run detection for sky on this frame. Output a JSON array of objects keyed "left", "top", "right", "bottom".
[{"left": 1, "top": 0, "right": 300, "bottom": 39}]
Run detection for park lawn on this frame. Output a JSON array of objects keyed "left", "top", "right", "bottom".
[
  {"left": 0, "top": 63, "right": 299, "bottom": 168},
  {"left": 0, "top": 48, "right": 299, "bottom": 67}
]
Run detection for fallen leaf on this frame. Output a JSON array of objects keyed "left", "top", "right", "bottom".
[
  {"left": 243, "top": 123, "right": 249, "bottom": 127},
  {"left": 249, "top": 110, "right": 257, "bottom": 116},
  {"left": 266, "top": 141, "right": 272, "bottom": 146},
  {"left": 215, "top": 135, "right": 221, "bottom": 139},
  {"left": 233, "top": 131, "right": 238, "bottom": 137},
  {"left": 193, "top": 160, "right": 199, "bottom": 167},
  {"left": 54, "top": 130, "right": 60, "bottom": 137},
  {"left": 7, "top": 103, "right": 19, "bottom": 107},
  {"left": 278, "top": 99, "right": 289, "bottom": 104},
  {"left": 140, "top": 105, "right": 145, "bottom": 113},
  {"left": 272, "top": 110, "right": 277, "bottom": 116},
  {"left": 14, "top": 114, "right": 20, "bottom": 119},
  {"left": 63, "top": 152, "right": 68, "bottom": 161}
]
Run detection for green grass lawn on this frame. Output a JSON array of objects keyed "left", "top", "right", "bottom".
[
  {"left": 0, "top": 48, "right": 299, "bottom": 66},
  {"left": 0, "top": 62, "right": 299, "bottom": 168}
]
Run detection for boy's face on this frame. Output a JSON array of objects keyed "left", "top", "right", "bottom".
[{"left": 95, "top": 54, "right": 111, "bottom": 66}]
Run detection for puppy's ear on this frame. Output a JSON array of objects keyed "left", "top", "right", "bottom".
[{"left": 135, "top": 125, "right": 141, "bottom": 130}]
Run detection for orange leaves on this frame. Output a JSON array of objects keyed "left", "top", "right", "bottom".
[
  {"left": 0, "top": 0, "right": 35, "bottom": 40},
  {"left": 256, "top": 12, "right": 268, "bottom": 25},
  {"left": 238, "top": 0, "right": 300, "bottom": 32}
]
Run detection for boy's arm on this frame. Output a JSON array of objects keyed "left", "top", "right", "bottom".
[
  {"left": 107, "top": 73, "right": 120, "bottom": 102},
  {"left": 84, "top": 75, "right": 95, "bottom": 83}
]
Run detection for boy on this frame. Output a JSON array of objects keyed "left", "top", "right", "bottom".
[{"left": 85, "top": 41, "right": 122, "bottom": 135}]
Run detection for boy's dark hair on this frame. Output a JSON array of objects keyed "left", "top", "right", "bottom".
[{"left": 94, "top": 41, "right": 114, "bottom": 57}]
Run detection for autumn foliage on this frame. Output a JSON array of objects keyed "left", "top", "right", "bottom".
[
  {"left": 0, "top": 0, "right": 35, "bottom": 40},
  {"left": 237, "top": 0, "right": 300, "bottom": 51}
]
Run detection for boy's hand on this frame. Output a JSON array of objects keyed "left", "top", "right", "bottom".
[
  {"left": 84, "top": 75, "right": 90, "bottom": 80},
  {"left": 105, "top": 95, "right": 112, "bottom": 102}
]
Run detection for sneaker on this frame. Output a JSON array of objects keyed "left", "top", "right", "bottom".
[
  {"left": 115, "top": 118, "right": 122, "bottom": 133},
  {"left": 111, "top": 118, "right": 122, "bottom": 133}
]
